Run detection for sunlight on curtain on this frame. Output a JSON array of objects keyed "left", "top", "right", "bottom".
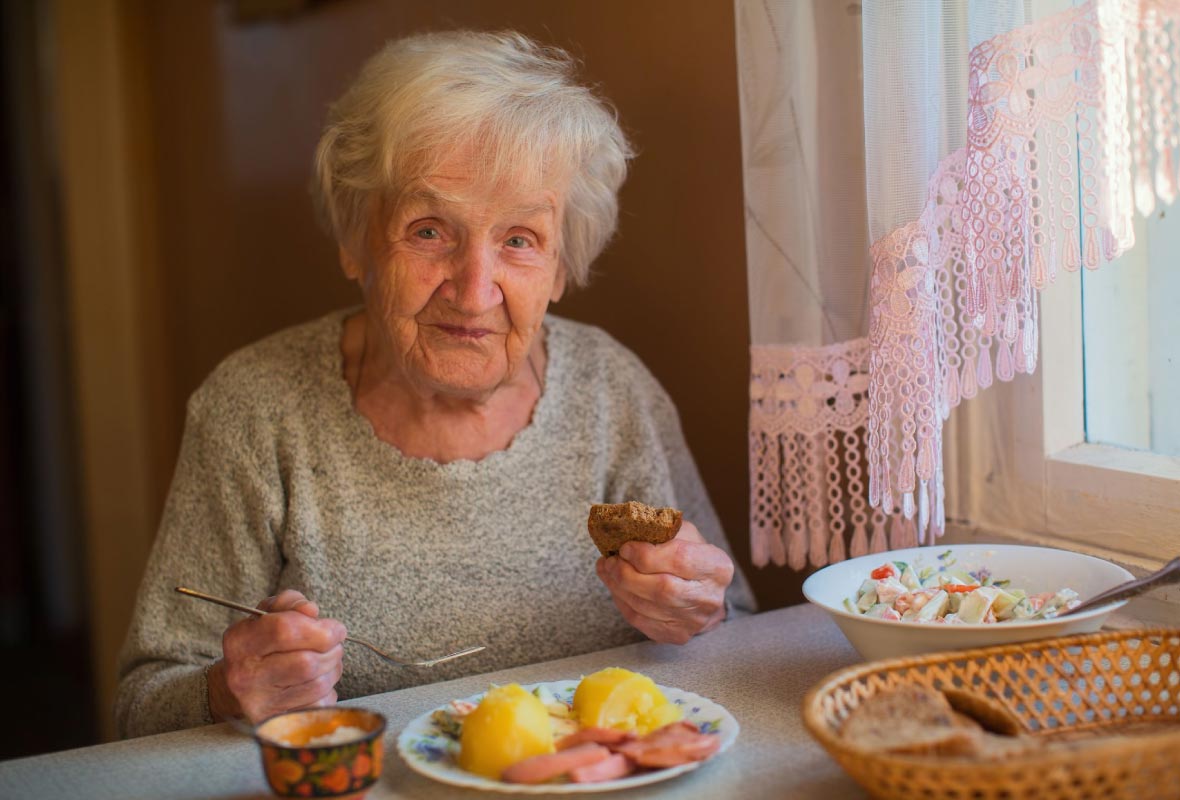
[
  {"left": 865, "top": 0, "right": 1180, "bottom": 537},
  {"left": 738, "top": 0, "right": 1180, "bottom": 569}
]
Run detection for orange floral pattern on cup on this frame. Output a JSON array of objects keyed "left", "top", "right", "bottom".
[{"left": 255, "top": 707, "right": 385, "bottom": 799}]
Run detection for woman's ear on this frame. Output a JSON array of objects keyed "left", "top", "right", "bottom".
[
  {"left": 550, "top": 267, "right": 567, "bottom": 303},
  {"left": 339, "top": 244, "right": 363, "bottom": 282}
]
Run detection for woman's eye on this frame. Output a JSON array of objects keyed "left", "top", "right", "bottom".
[
  {"left": 505, "top": 235, "right": 530, "bottom": 249},
  {"left": 414, "top": 227, "right": 441, "bottom": 240}
]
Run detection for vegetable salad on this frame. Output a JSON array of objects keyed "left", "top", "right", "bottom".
[{"left": 843, "top": 550, "right": 1081, "bottom": 624}]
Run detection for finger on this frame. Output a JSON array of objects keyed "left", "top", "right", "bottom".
[
  {"left": 267, "top": 613, "right": 346, "bottom": 654},
  {"left": 617, "top": 538, "right": 707, "bottom": 578},
  {"left": 227, "top": 645, "right": 344, "bottom": 722},
  {"left": 272, "top": 666, "right": 343, "bottom": 711},
  {"left": 243, "top": 673, "right": 341, "bottom": 724},
  {"left": 602, "top": 556, "right": 728, "bottom": 635},
  {"left": 605, "top": 557, "right": 712, "bottom": 611},
  {"left": 599, "top": 559, "right": 675, "bottom": 626},
  {"left": 225, "top": 643, "right": 342, "bottom": 697},
  {"left": 618, "top": 538, "right": 734, "bottom": 585},
  {"left": 225, "top": 612, "right": 346, "bottom": 659},
  {"left": 268, "top": 589, "right": 320, "bottom": 618},
  {"left": 258, "top": 644, "right": 344, "bottom": 688},
  {"left": 621, "top": 584, "right": 723, "bottom": 643},
  {"left": 698, "top": 604, "right": 726, "bottom": 634},
  {"left": 608, "top": 569, "right": 720, "bottom": 625},
  {"left": 609, "top": 591, "right": 694, "bottom": 646},
  {"left": 673, "top": 520, "right": 706, "bottom": 544},
  {"left": 256, "top": 590, "right": 319, "bottom": 619}
]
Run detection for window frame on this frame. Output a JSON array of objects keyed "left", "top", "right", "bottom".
[{"left": 1038, "top": 266, "right": 1180, "bottom": 564}]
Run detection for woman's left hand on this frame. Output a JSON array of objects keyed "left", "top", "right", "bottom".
[{"left": 595, "top": 520, "right": 734, "bottom": 645}]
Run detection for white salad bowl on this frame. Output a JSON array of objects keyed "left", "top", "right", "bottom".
[{"left": 802, "top": 544, "right": 1134, "bottom": 661}]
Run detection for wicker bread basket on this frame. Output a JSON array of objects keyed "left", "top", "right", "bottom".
[{"left": 803, "top": 628, "right": 1180, "bottom": 800}]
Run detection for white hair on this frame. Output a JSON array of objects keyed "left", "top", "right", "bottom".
[{"left": 312, "top": 30, "right": 634, "bottom": 288}]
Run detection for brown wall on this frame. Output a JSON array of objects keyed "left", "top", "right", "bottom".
[
  {"left": 64, "top": 0, "right": 801, "bottom": 738},
  {"left": 139, "top": 0, "right": 795, "bottom": 605}
]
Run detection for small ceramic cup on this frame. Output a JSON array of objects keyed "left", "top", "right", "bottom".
[{"left": 255, "top": 707, "right": 386, "bottom": 799}]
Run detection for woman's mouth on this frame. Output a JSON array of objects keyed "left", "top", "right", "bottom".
[{"left": 434, "top": 323, "right": 496, "bottom": 340}]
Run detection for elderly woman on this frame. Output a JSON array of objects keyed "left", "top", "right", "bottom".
[{"left": 116, "top": 30, "right": 755, "bottom": 738}]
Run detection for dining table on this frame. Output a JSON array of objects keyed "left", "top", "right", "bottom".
[{"left": 0, "top": 603, "right": 871, "bottom": 799}]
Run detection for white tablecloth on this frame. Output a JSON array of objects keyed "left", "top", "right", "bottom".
[{"left": 0, "top": 604, "right": 869, "bottom": 799}]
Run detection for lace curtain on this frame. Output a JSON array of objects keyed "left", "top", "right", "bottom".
[
  {"left": 738, "top": 0, "right": 886, "bottom": 569},
  {"left": 738, "top": 0, "right": 1180, "bottom": 569}
]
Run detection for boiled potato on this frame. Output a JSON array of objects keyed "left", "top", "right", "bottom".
[
  {"left": 458, "top": 684, "right": 555, "bottom": 779},
  {"left": 573, "top": 667, "right": 683, "bottom": 735}
]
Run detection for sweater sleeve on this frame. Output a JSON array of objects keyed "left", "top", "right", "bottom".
[
  {"left": 114, "top": 382, "right": 285, "bottom": 738},
  {"left": 605, "top": 367, "right": 758, "bottom": 617}
]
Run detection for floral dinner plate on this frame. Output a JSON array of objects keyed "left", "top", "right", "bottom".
[{"left": 396, "top": 679, "right": 739, "bottom": 794}]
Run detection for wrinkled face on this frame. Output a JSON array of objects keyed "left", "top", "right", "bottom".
[{"left": 343, "top": 150, "right": 567, "bottom": 400}]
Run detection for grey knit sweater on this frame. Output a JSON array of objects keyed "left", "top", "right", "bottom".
[{"left": 115, "top": 310, "right": 756, "bottom": 739}]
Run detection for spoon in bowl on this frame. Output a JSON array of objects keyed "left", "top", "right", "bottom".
[
  {"left": 176, "top": 586, "right": 486, "bottom": 667},
  {"left": 1058, "top": 556, "right": 1180, "bottom": 617}
]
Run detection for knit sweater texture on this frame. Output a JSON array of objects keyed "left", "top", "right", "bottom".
[{"left": 115, "top": 310, "right": 756, "bottom": 738}]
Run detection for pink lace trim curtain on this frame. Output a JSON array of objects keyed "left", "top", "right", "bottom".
[
  {"left": 750, "top": 340, "right": 915, "bottom": 569},
  {"left": 742, "top": 0, "right": 1180, "bottom": 568}
]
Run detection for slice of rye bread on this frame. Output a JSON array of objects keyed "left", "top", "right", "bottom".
[
  {"left": 587, "top": 501, "right": 683, "bottom": 557},
  {"left": 839, "top": 685, "right": 984, "bottom": 756},
  {"left": 941, "top": 687, "right": 1025, "bottom": 737}
]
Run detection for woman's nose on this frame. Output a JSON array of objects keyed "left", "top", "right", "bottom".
[{"left": 442, "top": 242, "right": 503, "bottom": 315}]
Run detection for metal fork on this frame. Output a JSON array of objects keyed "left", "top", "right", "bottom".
[
  {"left": 1057, "top": 556, "right": 1180, "bottom": 617},
  {"left": 176, "top": 586, "right": 486, "bottom": 667}
]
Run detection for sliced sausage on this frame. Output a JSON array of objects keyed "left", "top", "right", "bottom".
[
  {"left": 612, "top": 722, "right": 721, "bottom": 768},
  {"left": 556, "top": 727, "right": 635, "bottom": 750},
  {"left": 568, "top": 753, "right": 636, "bottom": 783},
  {"left": 501, "top": 743, "right": 611, "bottom": 784}
]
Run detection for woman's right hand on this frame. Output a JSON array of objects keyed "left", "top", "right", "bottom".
[{"left": 207, "top": 589, "right": 348, "bottom": 724}]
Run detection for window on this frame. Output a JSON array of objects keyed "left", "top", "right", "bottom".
[
  {"left": 1083, "top": 209, "right": 1180, "bottom": 458},
  {"left": 917, "top": 0, "right": 1180, "bottom": 617},
  {"left": 944, "top": 212, "right": 1180, "bottom": 580}
]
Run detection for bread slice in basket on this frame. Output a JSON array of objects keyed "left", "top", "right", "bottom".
[
  {"left": 942, "top": 687, "right": 1025, "bottom": 737},
  {"left": 587, "top": 501, "right": 682, "bottom": 557},
  {"left": 840, "top": 685, "right": 984, "bottom": 756},
  {"left": 840, "top": 684, "right": 1038, "bottom": 761}
]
